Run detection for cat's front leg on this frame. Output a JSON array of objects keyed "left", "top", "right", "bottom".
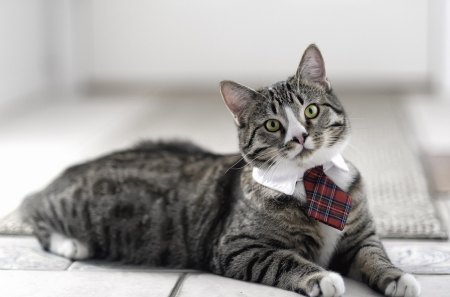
[
  {"left": 212, "top": 243, "right": 345, "bottom": 297},
  {"left": 348, "top": 234, "right": 420, "bottom": 297},
  {"left": 327, "top": 162, "right": 420, "bottom": 297},
  {"left": 332, "top": 203, "right": 420, "bottom": 297}
]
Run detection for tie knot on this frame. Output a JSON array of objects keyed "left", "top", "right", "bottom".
[{"left": 304, "top": 166, "right": 326, "bottom": 180}]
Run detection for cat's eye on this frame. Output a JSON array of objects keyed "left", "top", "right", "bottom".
[
  {"left": 265, "top": 119, "right": 281, "bottom": 132},
  {"left": 304, "top": 104, "right": 319, "bottom": 119}
]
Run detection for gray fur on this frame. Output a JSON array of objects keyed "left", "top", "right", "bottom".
[{"left": 22, "top": 45, "right": 412, "bottom": 296}]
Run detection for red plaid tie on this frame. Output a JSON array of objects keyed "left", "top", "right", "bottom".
[{"left": 303, "top": 166, "right": 352, "bottom": 231}]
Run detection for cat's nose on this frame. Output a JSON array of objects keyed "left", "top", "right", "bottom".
[{"left": 292, "top": 133, "right": 308, "bottom": 145}]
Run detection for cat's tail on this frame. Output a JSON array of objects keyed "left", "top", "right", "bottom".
[{"left": 0, "top": 193, "right": 42, "bottom": 235}]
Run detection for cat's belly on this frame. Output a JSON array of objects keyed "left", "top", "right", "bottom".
[
  {"left": 316, "top": 161, "right": 352, "bottom": 268},
  {"left": 293, "top": 182, "right": 343, "bottom": 267},
  {"left": 292, "top": 183, "right": 339, "bottom": 267},
  {"left": 316, "top": 223, "right": 343, "bottom": 268}
]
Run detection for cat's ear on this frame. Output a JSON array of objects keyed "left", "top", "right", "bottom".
[
  {"left": 220, "top": 80, "right": 259, "bottom": 126},
  {"left": 296, "top": 44, "right": 331, "bottom": 90}
]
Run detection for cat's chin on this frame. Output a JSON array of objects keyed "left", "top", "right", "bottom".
[
  {"left": 293, "top": 140, "right": 349, "bottom": 169},
  {"left": 292, "top": 148, "right": 314, "bottom": 162},
  {"left": 288, "top": 140, "right": 323, "bottom": 164}
]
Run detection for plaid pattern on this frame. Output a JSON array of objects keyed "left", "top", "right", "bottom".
[{"left": 303, "top": 166, "right": 352, "bottom": 230}]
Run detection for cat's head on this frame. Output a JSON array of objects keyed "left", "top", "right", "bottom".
[{"left": 221, "top": 44, "right": 350, "bottom": 170}]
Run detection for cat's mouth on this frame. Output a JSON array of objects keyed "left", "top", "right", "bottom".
[
  {"left": 286, "top": 143, "right": 307, "bottom": 159},
  {"left": 286, "top": 137, "right": 315, "bottom": 155},
  {"left": 297, "top": 147, "right": 314, "bottom": 158},
  {"left": 285, "top": 143, "right": 316, "bottom": 162},
  {"left": 286, "top": 133, "right": 315, "bottom": 153}
]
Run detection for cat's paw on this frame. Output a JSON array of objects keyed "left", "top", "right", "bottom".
[
  {"left": 49, "top": 233, "right": 89, "bottom": 260},
  {"left": 385, "top": 274, "right": 421, "bottom": 297},
  {"left": 308, "top": 272, "right": 345, "bottom": 297}
]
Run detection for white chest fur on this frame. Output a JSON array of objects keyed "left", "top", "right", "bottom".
[{"left": 317, "top": 224, "right": 343, "bottom": 267}]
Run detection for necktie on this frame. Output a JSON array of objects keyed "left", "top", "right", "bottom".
[{"left": 303, "top": 166, "right": 352, "bottom": 231}]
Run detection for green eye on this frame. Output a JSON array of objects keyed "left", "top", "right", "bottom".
[
  {"left": 265, "top": 119, "right": 281, "bottom": 132},
  {"left": 305, "top": 104, "right": 319, "bottom": 119}
]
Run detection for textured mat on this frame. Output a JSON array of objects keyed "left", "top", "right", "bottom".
[
  {"left": 343, "top": 96, "right": 447, "bottom": 239},
  {"left": 0, "top": 96, "right": 446, "bottom": 239}
]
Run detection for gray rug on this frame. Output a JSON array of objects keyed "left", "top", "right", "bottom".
[
  {"left": 343, "top": 96, "right": 446, "bottom": 239},
  {"left": 0, "top": 96, "right": 446, "bottom": 239}
]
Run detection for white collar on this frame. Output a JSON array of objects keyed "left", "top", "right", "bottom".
[{"left": 252, "top": 154, "right": 349, "bottom": 195}]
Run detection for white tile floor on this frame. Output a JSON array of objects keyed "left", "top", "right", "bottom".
[
  {"left": 0, "top": 235, "right": 449, "bottom": 296},
  {"left": 1, "top": 94, "right": 450, "bottom": 296},
  {"left": 0, "top": 270, "right": 181, "bottom": 297}
]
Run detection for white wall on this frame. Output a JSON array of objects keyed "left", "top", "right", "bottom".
[
  {"left": 429, "top": 0, "right": 450, "bottom": 97},
  {"left": 0, "top": 0, "right": 49, "bottom": 107},
  {"left": 0, "top": 0, "right": 433, "bottom": 102},
  {"left": 85, "top": 0, "right": 428, "bottom": 87},
  {"left": 46, "top": 0, "right": 92, "bottom": 93}
]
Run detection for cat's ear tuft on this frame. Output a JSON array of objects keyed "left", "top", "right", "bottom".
[
  {"left": 220, "top": 80, "right": 258, "bottom": 126},
  {"left": 296, "top": 44, "right": 331, "bottom": 90}
]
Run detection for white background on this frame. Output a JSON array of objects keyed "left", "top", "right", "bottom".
[
  {"left": 86, "top": 0, "right": 428, "bottom": 85},
  {"left": 1, "top": 0, "right": 442, "bottom": 108}
]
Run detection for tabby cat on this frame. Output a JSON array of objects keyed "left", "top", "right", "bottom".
[{"left": 21, "top": 44, "right": 420, "bottom": 297}]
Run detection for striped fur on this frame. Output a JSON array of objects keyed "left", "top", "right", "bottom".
[{"left": 21, "top": 44, "right": 419, "bottom": 297}]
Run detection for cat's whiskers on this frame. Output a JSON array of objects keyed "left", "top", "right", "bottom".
[
  {"left": 257, "top": 156, "right": 279, "bottom": 195},
  {"left": 223, "top": 156, "right": 246, "bottom": 175},
  {"left": 262, "top": 155, "right": 281, "bottom": 180},
  {"left": 265, "top": 156, "right": 284, "bottom": 185},
  {"left": 260, "top": 150, "right": 288, "bottom": 184},
  {"left": 260, "top": 154, "right": 281, "bottom": 177},
  {"left": 249, "top": 152, "right": 283, "bottom": 194},
  {"left": 224, "top": 149, "right": 279, "bottom": 175},
  {"left": 271, "top": 154, "right": 290, "bottom": 182}
]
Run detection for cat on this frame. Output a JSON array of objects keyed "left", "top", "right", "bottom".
[{"left": 21, "top": 44, "right": 420, "bottom": 297}]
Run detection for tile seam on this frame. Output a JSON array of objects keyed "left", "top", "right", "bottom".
[{"left": 168, "top": 272, "right": 188, "bottom": 297}]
